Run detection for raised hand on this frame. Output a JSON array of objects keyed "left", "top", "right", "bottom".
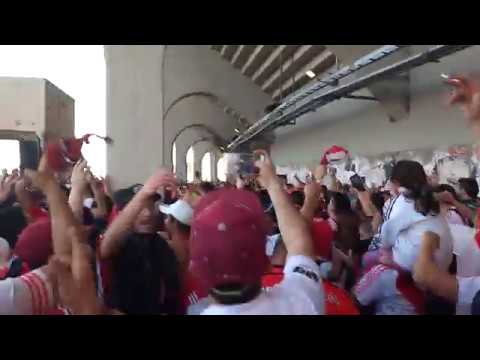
[
  {"left": 24, "top": 153, "right": 57, "bottom": 192},
  {"left": 0, "top": 172, "right": 20, "bottom": 203},
  {"left": 254, "top": 150, "right": 276, "bottom": 189},
  {"left": 304, "top": 180, "right": 321, "bottom": 202},
  {"left": 70, "top": 159, "right": 89, "bottom": 189},
  {"left": 141, "top": 168, "right": 177, "bottom": 197},
  {"left": 447, "top": 74, "right": 480, "bottom": 128}
]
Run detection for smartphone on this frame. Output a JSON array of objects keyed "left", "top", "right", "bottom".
[
  {"left": 350, "top": 174, "right": 366, "bottom": 191},
  {"left": 441, "top": 73, "right": 463, "bottom": 87},
  {"left": 232, "top": 153, "right": 263, "bottom": 176}
]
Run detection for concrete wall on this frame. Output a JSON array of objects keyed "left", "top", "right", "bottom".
[
  {"left": 105, "top": 46, "right": 165, "bottom": 189},
  {"left": 105, "top": 45, "right": 271, "bottom": 188},
  {"left": 45, "top": 80, "right": 75, "bottom": 139},
  {"left": 271, "top": 45, "right": 480, "bottom": 169},
  {"left": 162, "top": 45, "right": 271, "bottom": 174},
  {"left": 0, "top": 77, "right": 74, "bottom": 140}
]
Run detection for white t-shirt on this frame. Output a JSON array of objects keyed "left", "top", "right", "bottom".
[
  {"left": 392, "top": 216, "right": 453, "bottom": 273},
  {"left": 201, "top": 255, "right": 324, "bottom": 315},
  {"left": 0, "top": 268, "right": 55, "bottom": 315},
  {"left": 449, "top": 224, "right": 480, "bottom": 278},
  {"left": 457, "top": 276, "right": 480, "bottom": 315},
  {"left": 354, "top": 264, "right": 417, "bottom": 315}
]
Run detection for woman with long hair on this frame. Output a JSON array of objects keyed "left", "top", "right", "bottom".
[{"left": 353, "top": 160, "right": 454, "bottom": 315}]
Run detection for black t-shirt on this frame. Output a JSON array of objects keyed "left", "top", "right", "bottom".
[{"left": 107, "top": 233, "right": 181, "bottom": 315}]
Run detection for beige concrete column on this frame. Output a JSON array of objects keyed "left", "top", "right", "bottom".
[{"left": 105, "top": 45, "right": 165, "bottom": 189}]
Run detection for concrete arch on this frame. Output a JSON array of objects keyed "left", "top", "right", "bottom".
[
  {"left": 163, "top": 96, "right": 238, "bottom": 170},
  {"left": 193, "top": 140, "right": 219, "bottom": 181},
  {"left": 173, "top": 126, "right": 219, "bottom": 181}
]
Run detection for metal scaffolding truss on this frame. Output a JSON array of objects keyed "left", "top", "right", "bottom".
[{"left": 227, "top": 45, "right": 472, "bottom": 151}]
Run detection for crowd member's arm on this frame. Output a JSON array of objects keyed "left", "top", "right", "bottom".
[
  {"left": 300, "top": 181, "right": 321, "bottom": 224},
  {"left": 314, "top": 164, "right": 327, "bottom": 183},
  {"left": 48, "top": 226, "right": 103, "bottom": 315},
  {"left": 68, "top": 160, "right": 89, "bottom": 222},
  {"left": 25, "top": 156, "right": 77, "bottom": 257},
  {"left": 0, "top": 173, "right": 19, "bottom": 205},
  {"left": 100, "top": 169, "right": 176, "bottom": 259},
  {"left": 89, "top": 175, "right": 108, "bottom": 219},
  {"left": 413, "top": 231, "right": 458, "bottom": 303},
  {"left": 14, "top": 177, "right": 35, "bottom": 222},
  {"left": 103, "top": 175, "right": 114, "bottom": 198},
  {"left": 255, "top": 150, "right": 314, "bottom": 258}
]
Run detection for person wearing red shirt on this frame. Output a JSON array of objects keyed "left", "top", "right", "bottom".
[{"left": 262, "top": 236, "right": 359, "bottom": 315}]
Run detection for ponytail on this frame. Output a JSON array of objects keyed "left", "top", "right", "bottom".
[{"left": 407, "top": 184, "right": 440, "bottom": 216}]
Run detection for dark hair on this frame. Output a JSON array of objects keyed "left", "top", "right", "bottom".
[
  {"left": 290, "top": 190, "right": 305, "bottom": 208},
  {"left": 458, "top": 178, "right": 479, "bottom": 199},
  {"left": 320, "top": 185, "right": 331, "bottom": 205},
  {"left": 391, "top": 160, "right": 439, "bottom": 216},
  {"left": 0, "top": 206, "right": 27, "bottom": 248},
  {"left": 210, "top": 283, "right": 261, "bottom": 305},
  {"left": 370, "top": 192, "right": 386, "bottom": 217},
  {"left": 108, "top": 233, "right": 181, "bottom": 314},
  {"left": 199, "top": 181, "right": 215, "bottom": 194},
  {"left": 330, "top": 192, "right": 353, "bottom": 215},
  {"left": 433, "top": 184, "right": 460, "bottom": 202},
  {"left": 330, "top": 192, "right": 360, "bottom": 253}
]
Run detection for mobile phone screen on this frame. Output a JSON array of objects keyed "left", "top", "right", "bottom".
[
  {"left": 232, "top": 153, "right": 260, "bottom": 176},
  {"left": 350, "top": 174, "right": 366, "bottom": 191}
]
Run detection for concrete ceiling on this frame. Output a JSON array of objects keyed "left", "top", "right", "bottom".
[{"left": 210, "top": 45, "right": 337, "bottom": 102}]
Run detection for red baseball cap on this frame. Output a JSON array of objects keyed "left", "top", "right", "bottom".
[
  {"left": 14, "top": 218, "right": 53, "bottom": 269},
  {"left": 190, "top": 189, "right": 270, "bottom": 291}
]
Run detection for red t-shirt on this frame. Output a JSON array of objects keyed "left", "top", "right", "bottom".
[
  {"left": 311, "top": 218, "right": 335, "bottom": 260},
  {"left": 28, "top": 207, "right": 49, "bottom": 222},
  {"left": 180, "top": 270, "right": 208, "bottom": 315},
  {"left": 261, "top": 266, "right": 359, "bottom": 315}
]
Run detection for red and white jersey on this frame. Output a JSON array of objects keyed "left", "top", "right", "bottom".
[
  {"left": 181, "top": 270, "right": 208, "bottom": 315},
  {"left": 261, "top": 264, "right": 359, "bottom": 315},
  {"left": 354, "top": 264, "right": 424, "bottom": 315},
  {"left": 0, "top": 268, "right": 56, "bottom": 315}
]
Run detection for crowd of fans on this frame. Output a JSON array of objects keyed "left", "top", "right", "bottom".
[{"left": 0, "top": 73, "right": 479, "bottom": 315}]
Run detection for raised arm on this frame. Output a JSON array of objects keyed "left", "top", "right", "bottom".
[
  {"left": 255, "top": 150, "right": 314, "bottom": 258},
  {"left": 25, "top": 155, "right": 78, "bottom": 257},
  {"left": 89, "top": 175, "right": 109, "bottom": 219},
  {"left": 14, "top": 177, "right": 35, "bottom": 222},
  {"left": 68, "top": 160, "right": 90, "bottom": 222},
  {"left": 300, "top": 181, "right": 321, "bottom": 224},
  {"left": 413, "top": 231, "right": 458, "bottom": 303},
  {"left": 100, "top": 169, "right": 176, "bottom": 259}
]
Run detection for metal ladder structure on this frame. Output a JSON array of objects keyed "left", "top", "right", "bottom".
[{"left": 227, "top": 45, "right": 472, "bottom": 151}]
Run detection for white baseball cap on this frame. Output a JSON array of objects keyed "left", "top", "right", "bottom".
[{"left": 159, "top": 199, "right": 193, "bottom": 226}]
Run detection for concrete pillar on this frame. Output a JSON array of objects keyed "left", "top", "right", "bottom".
[
  {"left": 193, "top": 151, "right": 203, "bottom": 180},
  {"left": 211, "top": 151, "right": 219, "bottom": 181},
  {"left": 105, "top": 45, "right": 165, "bottom": 189},
  {"left": 175, "top": 141, "right": 190, "bottom": 182},
  {"left": 193, "top": 140, "right": 217, "bottom": 181}
]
